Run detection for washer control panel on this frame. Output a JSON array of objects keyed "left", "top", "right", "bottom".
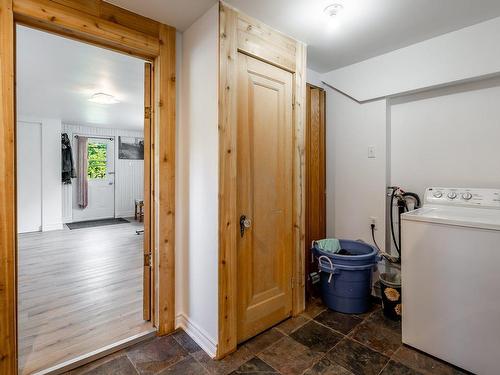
[{"left": 425, "top": 188, "right": 500, "bottom": 208}]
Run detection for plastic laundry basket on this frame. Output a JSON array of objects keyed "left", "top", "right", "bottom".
[{"left": 313, "top": 240, "right": 379, "bottom": 314}]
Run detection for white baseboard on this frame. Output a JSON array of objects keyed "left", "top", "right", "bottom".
[
  {"left": 42, "top": 223, "right": 64, "bottom": 231},
  {"left": 175, "top": 314, "right": 217, "bottom": 358},
  {"left": 115, "top": 211, "right": 135, "bottom": 218}
]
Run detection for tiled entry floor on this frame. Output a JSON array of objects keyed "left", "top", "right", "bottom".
[{"left": 66, "top": 299, "right": 468, "bottom": 375}]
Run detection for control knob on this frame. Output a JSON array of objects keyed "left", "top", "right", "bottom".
[
  {"left": 433, "top": 191, "right": 443, "bottom": 198},
  {"left": 462, "top": 192, "right": 473, "bottom": 201},
  {"left": 447, "top": 192, "right": 457, "bottom": 200}
]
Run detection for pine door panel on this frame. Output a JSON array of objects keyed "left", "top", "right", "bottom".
[{"left": 237, "top": 53, "right": 293, "bottom": 342}]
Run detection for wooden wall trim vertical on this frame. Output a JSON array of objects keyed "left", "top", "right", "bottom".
[
  {"left": 292, "top": 41, "right": 307, "bottom": 315},
  {"left": 305, "top": 84, "right": 326, "bottom": 298},
  {"left": 0, "top": 1, "right": 17, "bottom": 373},
  {"left": 156, "top": 24, "right": 176, "bottom": 335},
  {"left": 218, "top": 1, "right": 306, "bottom": 358},
  {"left": 217, "top": 2, "right": 238, "bottom": 358},
  {"left": 143, "top": 62, "right": 152, "bottom": 321}
]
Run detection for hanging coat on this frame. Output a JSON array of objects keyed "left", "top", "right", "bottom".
[{"left": 61, "top": 133, "right": 76, "bottom": 184}]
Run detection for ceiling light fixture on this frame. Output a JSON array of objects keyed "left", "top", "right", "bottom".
[
  {"left": 324, "top": 3, "right": 344, "bottom": 17},
  {"left": 88, "top": 92, "right": 119, "bottom": 105}
]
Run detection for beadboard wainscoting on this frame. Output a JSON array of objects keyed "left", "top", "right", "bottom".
[{"left": 62, "top": 123, "right": 144, "bottom": 223}]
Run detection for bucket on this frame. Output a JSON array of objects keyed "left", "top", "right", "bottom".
[
  {"left": 313, "top": 240, "right": 379, "bottom": 314},
  {"left": 379, "top": 271, "right": 402, "bottom": 321}
]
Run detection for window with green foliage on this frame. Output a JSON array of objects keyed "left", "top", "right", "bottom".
[{"left": 87, "top": 143, "right": 107, "bottom": 179}]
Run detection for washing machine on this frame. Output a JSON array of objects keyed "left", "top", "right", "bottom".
[{"left": 401, "top": 187, "right": 500, "bottom": 375}]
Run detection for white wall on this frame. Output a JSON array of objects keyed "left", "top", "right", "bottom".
[
  {"left": 390, "top": 76, "right": 500, "bottom": 199},
  {"left": 17, "top": 117, "right": 63, "bottom": 233},
  {"left": 307, "top": 68, "right": 323, "bottom": 87},
  {"left": 323, "top": 16, "right": 500, "bottom": 101},
  {"left": 316, "top": 16, "right": 500, "bottom": 256},
  {"left": 325, "top": 89, "right": 388, "bottom": 250},
  {"left": 177, "top": 3, "right": 219, "bottom": 357},
  {"left": 17, "top": 121, "right": 42, "bottom": 233},
  {"left": 62, "top": 123, "right": 144, "bottom": 222}
]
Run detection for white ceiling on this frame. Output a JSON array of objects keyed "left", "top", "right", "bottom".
[
  {"left": 227, "top": 0, "right": 500, "bottom": 73},
  {"left": 110, "top": 0, "right": 500, "bottom": 73},
  {"left": 225, "top": 0, "right": 500, "bottom": 72},
  {"left": 107, "top": 0, "right": 217, "bottom": 31},
  {"left": 15, "top": 1, "right": 500, "bottom": 121},
  {"left": 16, "top": 25, "right": 145, "bottom": 130}
]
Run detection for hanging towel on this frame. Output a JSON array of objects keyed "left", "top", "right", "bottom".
[
  {"left": 77, "top": 136, "right": 89, "bottom": 209},
  {"left": 315, "top": 238, "right": 342, "bottom": 254},
  {"left": 61, "top": 133, "right": 76, "bottom": 184}
]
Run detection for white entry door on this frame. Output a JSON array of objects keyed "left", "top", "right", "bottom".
[
  {"left": 17, "top": 121, "right": 42, "bottom": 233},
  {"left": 73, "top": 137, "right": 115, "bottom": 221}
]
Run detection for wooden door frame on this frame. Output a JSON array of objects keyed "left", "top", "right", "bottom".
[
  {"left": 305, "top": 83, "right": 326, "bottom": 299},
  {"left": 0, "top": 1, "right": 176, "bottom": 373},
  {"left": 218, "top": 2, "right": 306, "bottom": 358}
]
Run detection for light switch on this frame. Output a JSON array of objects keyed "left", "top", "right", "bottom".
[{"left": 368, "top": 145, "right": 376, "bottom": 159}]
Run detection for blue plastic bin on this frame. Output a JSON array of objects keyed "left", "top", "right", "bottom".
[{"left": 313, "top": 240, "right": 379, "bottom": 314}]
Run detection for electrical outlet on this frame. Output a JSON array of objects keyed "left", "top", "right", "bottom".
[{"left": 370, "top": 216, "right": 377, "bottom": 229}]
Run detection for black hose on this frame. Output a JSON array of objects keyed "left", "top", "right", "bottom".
[
  {"left": 403, "top": 192, "right": 421, "bottom": 208},
  {"left": 398, "top": 201, "right": 405, "bottom": 256},
  {"left": 390, "top": 188, "right": 401, "bottom": 256},
  {"left": 372, "top": 224, "right": 399, "bottom": 264},
  {"left": 390, "top": 189, "right": 421, "bottom": 257}
]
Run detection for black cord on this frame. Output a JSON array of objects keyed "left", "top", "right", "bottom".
[{"left": 371, "top": 224, "right": 381, "bottom": 251}]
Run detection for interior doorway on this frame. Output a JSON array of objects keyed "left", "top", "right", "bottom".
[
  {"left": 72, "top": 136, "right": 115, "bottom": 222},
  {"left": 15, "top": 25, "right": 153, "bottom": 374}
]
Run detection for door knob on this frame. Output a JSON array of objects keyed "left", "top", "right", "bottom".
[{"left": 240, "top": 215, "right": 251, "bottom": 237}]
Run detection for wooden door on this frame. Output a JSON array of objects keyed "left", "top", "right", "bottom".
[
  {"left": 305, "top": 85, "right": 326, "bottom": 297},
  {"left": 143, "top": 62, "right": 153, "bottom": 321},
  {"left": 237, "top": 53, "right": 294, "bottom": 342}
]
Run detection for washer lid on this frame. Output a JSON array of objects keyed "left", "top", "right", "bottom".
[{"left": 401, "top": 206, "right": 500, "bottom": 231}]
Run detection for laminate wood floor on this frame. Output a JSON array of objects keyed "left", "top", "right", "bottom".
[{"left": 18, "top": 220, "right": 152, "bottom": 374}]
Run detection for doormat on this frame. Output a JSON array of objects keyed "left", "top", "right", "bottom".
[{"left": 66, "top": 218, "right": 130, "bottom": 230}]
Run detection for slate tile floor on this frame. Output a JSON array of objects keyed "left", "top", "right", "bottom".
[{"left": 67, "top": 299, "right": 469, "bottom": 375}]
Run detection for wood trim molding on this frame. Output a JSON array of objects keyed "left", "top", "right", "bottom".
[
  {"left": 217, "top": 1, "right": 306, "bottom": 358},
  {"left": 292, "top": 41, "right": 307, "bottom": 315},
  {"left": 155, "top": 24, "right": 176, "bottom": 335},
  {"left": 236, "top": 11, "right": 297, "bottom": 73},
  {"left": 13, "top": 0, "right": 160, "bottom": 59},
  {"left": 0, "top": 1, "right": 176, "bottom": 373},
  {"left": 0, "top": 1, "right": 17, "bottom": 373},
  {"left": 217, "top": 3, "right": 239, "bottom": 357}
]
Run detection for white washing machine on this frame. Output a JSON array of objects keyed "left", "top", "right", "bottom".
[{"left": 401, "top": 187, "right": 500, "bottom": 375}]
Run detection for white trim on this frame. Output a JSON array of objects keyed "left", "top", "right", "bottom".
[
  {"left": 42, "top": 222, "right": 64, "bottom": 232},
  {"left": 175, "top": 314, "right": 217, "bottom": 358},
  {"left": 115, "top": 210, "right": 135, "bottom": 218},
  {"left": 32, "top": 328, "right": 156, "bottom": 375}
]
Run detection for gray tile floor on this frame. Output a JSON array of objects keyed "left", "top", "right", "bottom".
[{"left": 66, "top": 299, "right": 469, "bottom": 375}]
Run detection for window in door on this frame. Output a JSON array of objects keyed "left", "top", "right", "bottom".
[{"left": 87, "top": 142, "right": 108, "bottom": 179}]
